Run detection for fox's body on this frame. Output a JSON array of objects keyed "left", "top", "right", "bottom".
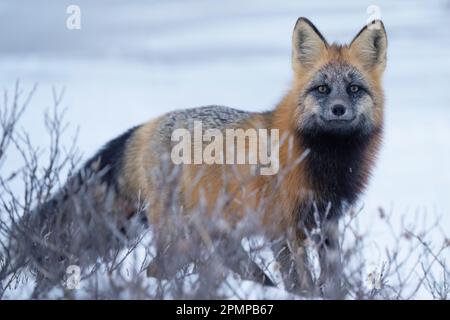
[
  {"left": 94, "top": 100, "right": 379, "bottom": 236},
  {"left": 88, "top": 20, "right": 386, "bottom": 236},
  {"left": 25, "top": 18, "right": 387, "bottom": 295}
]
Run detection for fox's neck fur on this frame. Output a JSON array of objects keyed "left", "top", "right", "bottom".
[{"left": 266, "top": 90, "right": 382, "bottom": 227}]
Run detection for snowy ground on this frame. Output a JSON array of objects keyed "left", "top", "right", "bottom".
[{"left": 1, "top": 0, "right": 449, "bottom": 298}]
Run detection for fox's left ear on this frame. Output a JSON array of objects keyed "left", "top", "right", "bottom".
[{"left": 350, "top": 20, "right": 387, "bottom": 72}]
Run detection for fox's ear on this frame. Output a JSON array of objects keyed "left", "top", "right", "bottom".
[
  {"left": 292, "top": 17, "right": 328, "bottom": 71},
  {"left": 350, "top": 20, "right": 387, "bottom": 71}
]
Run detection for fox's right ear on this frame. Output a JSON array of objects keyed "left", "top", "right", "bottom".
[{"left": 292, "top": 17, "right": 328, "bottom": 71}]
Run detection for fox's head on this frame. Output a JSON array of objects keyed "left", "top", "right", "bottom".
[{"left": 290, "top": 18, "right": 387, "bottom": 137}]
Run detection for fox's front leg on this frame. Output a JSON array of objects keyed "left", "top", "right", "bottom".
[
  {"left": 272, "top": 233, "right": 314, "bottom": 295},
  {"left": 317, "top": 219, "right": 343, "bottom": 298},
  {"left": 215, "top": 234, "right": 275, "bottom": 287}
]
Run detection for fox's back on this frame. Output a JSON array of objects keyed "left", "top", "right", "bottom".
[{"left": 106, "top": 105, "right": 261, "bottom": 221}]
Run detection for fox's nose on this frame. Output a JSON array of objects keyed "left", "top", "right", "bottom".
[{"left": 331, "top": 104, "right": 347, "bottom": 117}]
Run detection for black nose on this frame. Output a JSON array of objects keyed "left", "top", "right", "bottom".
[{"left": 331, "top": 104, "right": 347, "bottom": 117}]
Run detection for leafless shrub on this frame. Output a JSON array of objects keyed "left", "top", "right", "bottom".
[{"left": 0, "top": 83, "right": 448, "bottom": 299}]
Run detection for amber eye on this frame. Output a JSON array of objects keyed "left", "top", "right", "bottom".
[
  {"left": 317, "top": 85, "right": 329, "bottom": 94},
  {"left": 349, "top": 85, "right": 360, "bottom": 93}
]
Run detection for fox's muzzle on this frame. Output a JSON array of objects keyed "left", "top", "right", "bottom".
[{"left": 322, "top": 101, "right": 356, "bottom": 123}]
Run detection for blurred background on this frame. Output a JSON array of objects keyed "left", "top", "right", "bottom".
[{"left": 0, "top": 0, "right": 449, "bottom": 233}]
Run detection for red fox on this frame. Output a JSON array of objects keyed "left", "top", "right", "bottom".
[{"left": 25, "top": 18, "right": 387, "bottom": 295}]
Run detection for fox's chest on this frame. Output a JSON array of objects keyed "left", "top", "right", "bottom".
[{"left": 297, "top": 138, "right": 375, "bottom": 225}]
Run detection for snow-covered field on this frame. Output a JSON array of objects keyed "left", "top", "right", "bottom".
[{"left": 1, "top": 0, "right": 449, "bottom": 298}]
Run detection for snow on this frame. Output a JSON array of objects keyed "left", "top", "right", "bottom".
[{"left": 1, "top": 0, "right": 449, "bottom": 299}]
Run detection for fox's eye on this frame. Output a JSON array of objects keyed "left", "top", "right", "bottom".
[
  {"left": 349, "top": 85, "right": 360, "bottom": 93},
  {"left": 317, "top": 85, "right": 329, "bottom": 94}
]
